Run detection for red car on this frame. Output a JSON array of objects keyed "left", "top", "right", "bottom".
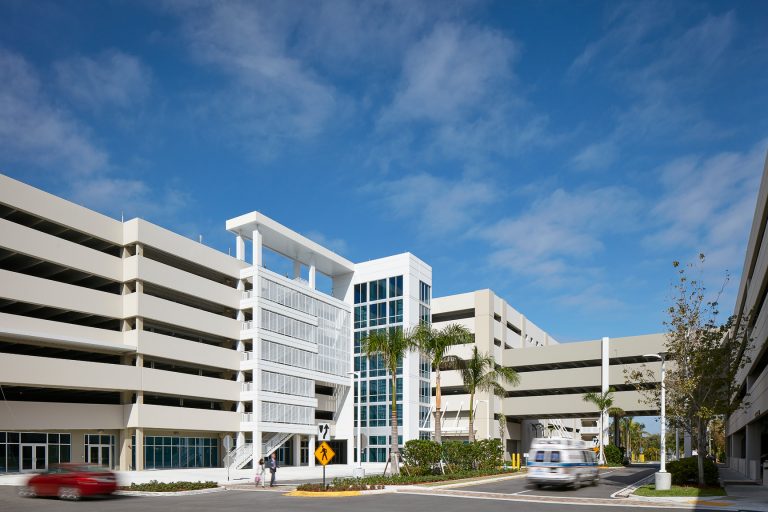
[{"left": 19, "top": 464, "right": 117, "bottom": 500}]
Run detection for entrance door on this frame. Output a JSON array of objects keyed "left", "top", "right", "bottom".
[
  {"left": 86, "top": 443, "right": 112, "bottom": 467},
  {"left": 20, "top": 444, "right": 47, "bottom": 472}
]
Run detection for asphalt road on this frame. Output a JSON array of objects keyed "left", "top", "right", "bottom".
[
  {"left": 0, "top": 465, "right": 689, "bottom": 512},
  {"left": 460, "top": 463, "right": 659, "bottom": 499}
]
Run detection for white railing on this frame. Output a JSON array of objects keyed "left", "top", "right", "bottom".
[
  {"left": 294, "top": 277, "right": 309, "bottom": 287},
  {"left": 242, "top": 412, "right": 254, "bottom": 423},
  {"left": 241, "top": 351, "right": 255, "bottom": 361},
  {"left": 243, "top": 290, "right": 255, "bottom": 300},
  {"left": 241, "top": 382, "right": 254, "bottom": 392},
  {"left": 262, "top": 432, "right": 293, "bottom": 457},
  {"left": 242, "top": 320, "right": 254, "bottom": 330},
  {"left": 226, "top": 443, "right": 253, "bottom": 470}
]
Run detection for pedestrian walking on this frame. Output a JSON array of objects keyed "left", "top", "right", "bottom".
[
  {"left": 268, "top": 452, "right": 278, "bottom": 487},
  {"left": 256, "top": 458, "right": 266, "bottom": 488}
]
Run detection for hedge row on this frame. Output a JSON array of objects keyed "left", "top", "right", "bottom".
[
  {"left": 401, "top": 439, "right": 503, "bottom": 474},
  {"left": 125, "top": 480, "right": 219, "bottom": 492},
  {"left": 294, "top": 467, "right": 514, "bottom": 491}
]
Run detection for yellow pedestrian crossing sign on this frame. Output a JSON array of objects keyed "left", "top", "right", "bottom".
[{"left": 315, "top": 441, "right": 335, "bottom": 466}]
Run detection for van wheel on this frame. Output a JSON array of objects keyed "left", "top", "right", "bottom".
[{"left": 571, "top": 476, "right": 581, "bottom": 489}]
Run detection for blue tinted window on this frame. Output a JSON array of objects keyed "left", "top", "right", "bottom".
[
  {"left": 389, "top": 299, "right": 403, "bottom": 323},
  {"left": 388, "top": 276, "right": 403, "bottom": 297},
  {"left": 354, "top": 283, "right": 367, "bottom": 304},
  {"left": 550, "top": 451, "right": 561, "bottom": 463}
]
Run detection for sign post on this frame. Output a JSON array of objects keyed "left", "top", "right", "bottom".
[
  {"left": 314, "top": 441, "right": 335, "bottom": 489},
  {"left": 223, "top": 435, "right": 233, "bottom": 482}
]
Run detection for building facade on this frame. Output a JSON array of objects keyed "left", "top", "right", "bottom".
[
  {"left": 348, "top": 254, "right": 432, "bottom": 461},
  {"left": 727, "top": 152, "right": 768, "bottom": 481},
  {"left": 431, "top": 290, "right": 665, "bottom": 459},
  {"left": 0, "top": 174, "right": 431, "bottom": 473}
]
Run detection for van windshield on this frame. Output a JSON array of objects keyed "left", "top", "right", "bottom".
[{"left": 550, "top": 451, "right": 561, "bottom": 463}]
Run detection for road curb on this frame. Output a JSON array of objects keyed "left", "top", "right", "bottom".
[{"left": 115, "top": 487, "right": 225, "bottom": 497}]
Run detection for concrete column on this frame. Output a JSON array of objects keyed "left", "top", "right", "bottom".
[
  {"left": 235, "top": 235, "right": 245, "bottom": 261},
  {"left": 308, "top": 256, "right": 316, "bottom": 289},
  {"left": 135, "top": 428, "right": 144, "bottom": 471},
  {"left": 293, "top": 434, "right": 301, "bottom": 467},
  {"left": 253, "top": 430, "right": 262, "bottom": 470},
  {"left": 252, "top": 228, "right": 262, "bottom": 267},
  {"left": 746, "top": 423, "right": 761, "bottom": 479},
  {"left": 308, "top": 435, "right": 316, "bottom": 467},
  {"left": 118, "top": 430, "right": 131, "bottom": 471},
  {"left": 293, "top": 261, "right": 301, "bottom": 279}
]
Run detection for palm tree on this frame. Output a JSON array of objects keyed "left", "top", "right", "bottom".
[
  {"left": 582, "top": 387, "right": 616, "bottom": 465},
  {"left": 361, "top": 327, "right": 418, "bottom": 475},
  {"left": 609, "top": 406, "right": 625, "bottom": 448},
  {"left": 457, "top": 346, "right": 520, "bottom": 442},
  {"left": 416, "top": 323, "right": 472, "bottom": 443}
]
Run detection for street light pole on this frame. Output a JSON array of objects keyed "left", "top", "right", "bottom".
[
  {"left": 348, "top": 370, "right": 363, "bottom": 475},
  {"left": 644, "top": 352, "right": 670, "bottom": 490}
]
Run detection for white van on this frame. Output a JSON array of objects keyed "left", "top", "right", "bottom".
[{"left": 527, "top": 438, "right": 599, "bottom": 489}]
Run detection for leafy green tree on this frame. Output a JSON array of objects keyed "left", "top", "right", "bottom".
[
  {"left": 361, "top": 327, "right": 419, "bottom": 475},
  {"left": 627, "top": 255, "right": 752, "bottom": 485},
  {"left": 582, "top": 387, "right": 616, "bottom": 464},
  {"left": 455, "top": 346, "right": 520, "bottom": 442},
  {"left": 416, "top": 323, "right": 473, "bottom": 443}
]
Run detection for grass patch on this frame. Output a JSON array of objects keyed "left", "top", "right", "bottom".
[
  {"left": 122, "top": 480, "right": 219, "bottom": 492},
  {"left": 633, "top": 484, "right": 727, "bottom": 497}
]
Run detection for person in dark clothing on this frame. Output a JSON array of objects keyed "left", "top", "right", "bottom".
[{"left": 268, "top": 453, "right": 278, "bottom": 487}]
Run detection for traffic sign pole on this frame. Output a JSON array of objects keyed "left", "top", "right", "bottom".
[{"left": 323, "top": 464, "right": 326, "bottom": 489}]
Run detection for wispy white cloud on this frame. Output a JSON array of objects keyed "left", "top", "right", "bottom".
[
  {"left": 0, "top": 48, "right": 187, "bottom": 223},
  {"left": 645, "top": 141, "right": 766, "bottom": 273},
  {"left": 568, "top": 5, "right": 738, "bottom": 169},
  {"left": 366, "top": 171, "right": 499, "bottom": 235},
  {"left": 0, "top": 49, "right": 107, "bottom": 176},
  {"left": 381, "top": 23, "right": 518, "bottom": 125},
  {"left": 375, "top": 20, "right": 552, "bottom": 168},
  {"left": 169, "top": 1, "right": 340, "bottom": 146},
  {"left": 55, "top": 50, "right": 152, "bottom": 110},
  {"left": 480, "top": 186, "right": 642, "bottom": 288},
  {"left": 571, "top": 140, "right": 618, "bottom": 171}
]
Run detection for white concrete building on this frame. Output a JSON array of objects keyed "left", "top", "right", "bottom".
[
  {"left": 432, "top": 290, "right": 664, "bottom": 459},
  {"left": 727, "top": 152, "right": 768, "bottom": 482},
  {"left": 348, "top": 254, "right": 432, "bottom": 461},
  {"left": 0, "top": 174, "right": 428, "bottom": 473}
]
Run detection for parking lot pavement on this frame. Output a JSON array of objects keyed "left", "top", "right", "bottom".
[
  {"left": 0, "top": 485, "right": 690, "bottom": 512},
  {"left": 451, "top": 464, "right": 659, "bottom": 499}
]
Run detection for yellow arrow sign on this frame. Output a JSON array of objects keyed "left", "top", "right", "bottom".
[{"left": 314, "top": 441, "right": 335, "bottom": 466}]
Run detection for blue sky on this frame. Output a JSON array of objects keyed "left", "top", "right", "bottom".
[{"left": 1, "top": 0, "right": 767, "bottom": 343}]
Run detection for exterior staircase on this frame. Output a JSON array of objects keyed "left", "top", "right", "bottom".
[{"left": 225, "top": 432, "right": 294, "bottom": 470}]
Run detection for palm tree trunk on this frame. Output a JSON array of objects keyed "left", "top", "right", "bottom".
[
  {"left": 468, "top": 389, "right": 475, "bottom": 443},
  {"left": 390, "top": 371, "right": 400, "bottom": 475},
  {"left": 599, "top": 413, "right": 605, "bottom": 465},
  {"left": 434, "top": 370, "right": 442, "bottom": 444}
]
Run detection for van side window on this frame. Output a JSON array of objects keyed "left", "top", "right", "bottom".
[
  {"left": 535, "top": 451, "right": 545, "bottom": 462},
  {"left": 550, "top": 451, "right": 561, "bottom": 463}
]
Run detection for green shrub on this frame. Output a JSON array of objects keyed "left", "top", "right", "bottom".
[
  {"left": 442, "top": 441, "right": 476, "bottom": 471},
  {"left": 667, "top": 456, "right": 719, "bottom": 487},
  {"left": 604, "top": 444, "right": 623, "bottom": 465},
  {"left": 401, "top": 439, "right": 442, "bottom": 473},
  {"left": 475, "top": 439, "right": 503, "bottom": 470},
  {"left": 126, "top": 480, "right": 218, "bottom": 492}
]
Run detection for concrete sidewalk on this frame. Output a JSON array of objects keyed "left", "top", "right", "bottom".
[{"left": 0, "top": 462, "right": 389, "bottom": 488}]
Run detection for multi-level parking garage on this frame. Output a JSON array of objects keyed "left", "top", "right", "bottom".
[{"left": 432, "top": 290, "right": 663, "bottom": 456}]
